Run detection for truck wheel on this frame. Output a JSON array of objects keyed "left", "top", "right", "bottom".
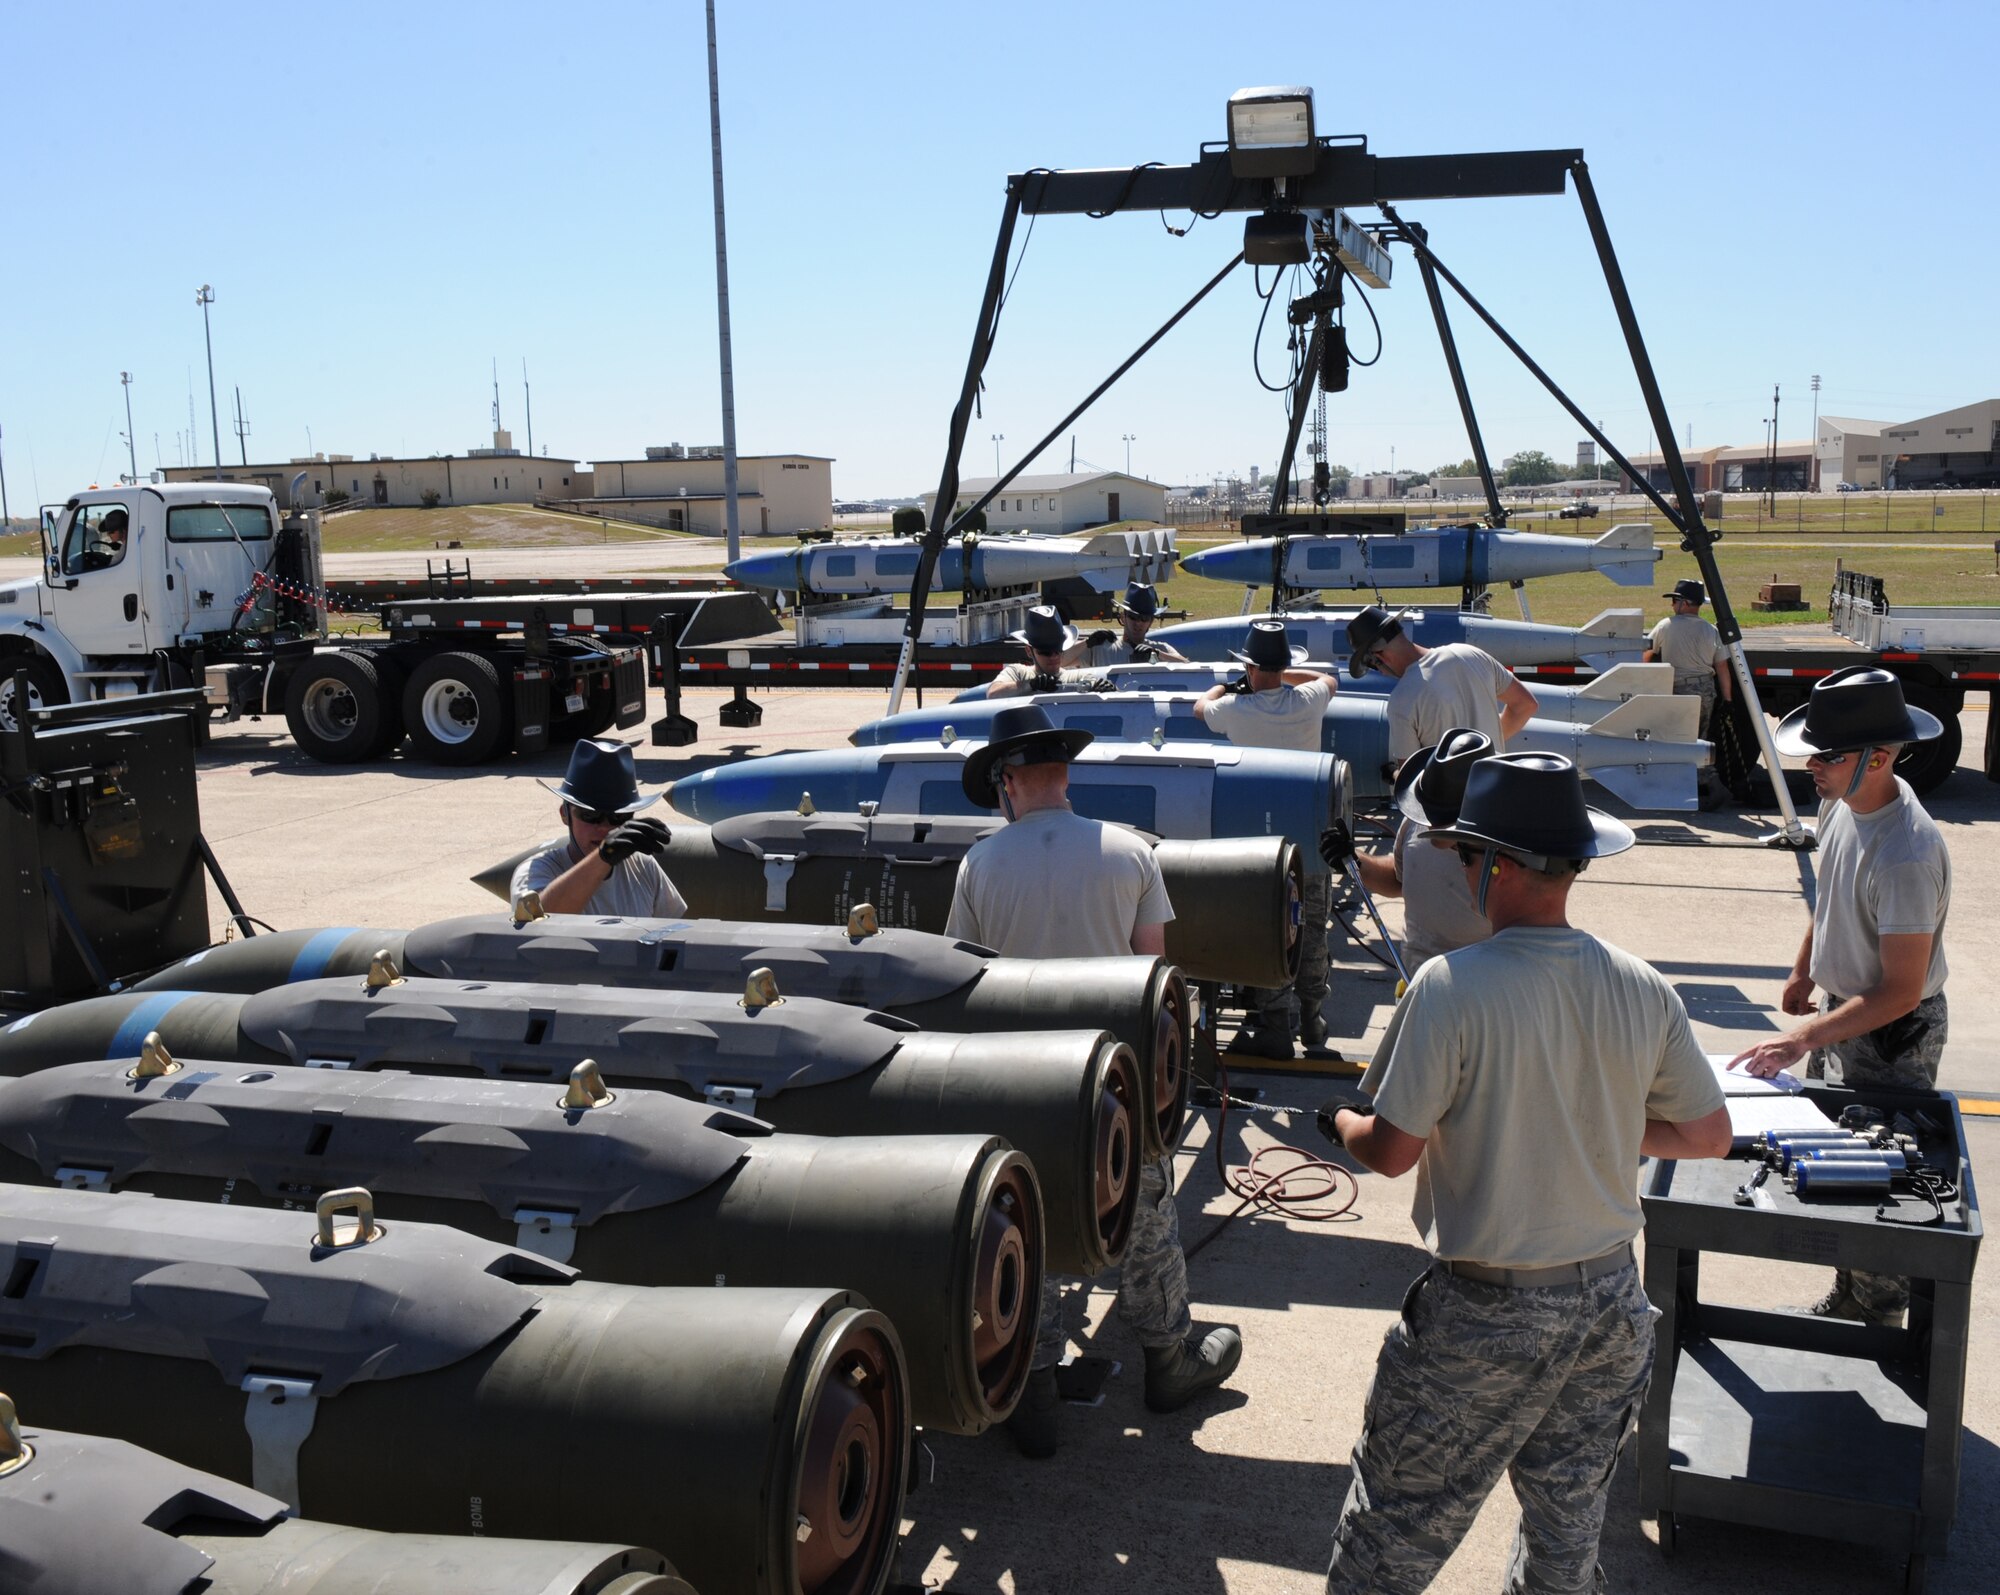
[
  {"left": 1894, "top": 713, "right": 1962, "bottom": 796},
  {"left": 0, "top": 656, "right": 69, "bottom": 733},
  {"left": 284, "top": 651, "right": 392, "bottom": 764},
  {"left": 404, "top": 650, "right": 509, "bottom": 764}
]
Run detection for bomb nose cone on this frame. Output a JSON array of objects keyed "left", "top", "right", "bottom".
[
  {"left": 1178, "top": 542, "right": 1270, "bottom": 584},
  {"left": 723, "top": 550, "right": 796, "bottom": 590}
]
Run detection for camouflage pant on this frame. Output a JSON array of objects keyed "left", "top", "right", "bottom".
[
  {"left": 1672, "top": 671, "right": 1718, "bottom": 738},
  {"left": 1250, "top": 869, "right": 1332, "bottom": 1038},
  {"left": 1326, "top": 1261, "right": 1656, "bottom": 1595},
  {"left": 1806, "top": 990, "right": 1948, "bottom": 1318},
  {"left": 1035, "top": 1154, "right": 1190, "bottom": 1368}
]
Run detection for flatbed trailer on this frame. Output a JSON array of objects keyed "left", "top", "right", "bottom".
[
  {"left": 658, "top": 577, "right": 1998, "bottom": 797},
  {"left": 377, "top": 587, "right": 778, "bottom": 652},
  {"left": 332, "top": 572, "right": 731, "bottom": 602}
]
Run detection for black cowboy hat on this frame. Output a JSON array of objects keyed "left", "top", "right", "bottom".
[
  {"left": 959, "top": 703, "right": 1095, "bottom": 808},
  {"left": 1116, "top": 583, "right": 1162, "bottom": 619},
  {"left": 1393, "top": 728, "right": 1495, "bottom": 826},
  {"left": 1422, "top": 753, "right": 1633, "bottom": 861},
  {"left": 1229, "top": 619, "right": 1308, "bottom": 671},
  {"left": 539, "top": 737, "right": 659, "bottom": 816},
  {"left": 1344, "top": 605, "right": 1408, "bottom": 679},
  {"left": 1664, "top": 578, "right": 1707, "bottom": 605},
  {"left": 1007, "top": 604, "right": 1078, "bottom": 655},
  {"left": 1772, "top": 665, "right": 1942, "bottom": 757}
]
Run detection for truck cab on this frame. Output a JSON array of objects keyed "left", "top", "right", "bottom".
[{"left": 1, "top": 482, "right": 310, "bottom": 730}]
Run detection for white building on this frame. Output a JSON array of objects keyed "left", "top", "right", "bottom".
[
  {"left": 572, "top": 452, "right": 834, "bottom": 535},
  {"left": 922, "top": 471, "right": 1166, "bottom": 534}
]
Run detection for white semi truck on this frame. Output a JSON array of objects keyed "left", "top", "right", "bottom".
[{"left": 2, "top": 482, "right": 646, "bottom": 763}]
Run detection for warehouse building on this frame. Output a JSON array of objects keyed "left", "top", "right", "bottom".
[
  {"left": 1620, "top": 399, "right": 1998, "bottom": 493},
  {"left": 567, "top": 449, "right": 833, "bottom": 536},
  {"left": 923, "top": 471, "right": 1167, "bottom": 534},
  {"left": 1621, "top": 439, "right": 1817, "bottom": 496},
  {"left": 1873, "top": 399, "right": 2000, "bottom": 490},
  {"left": 164, "top": 429, "right": 585, "bottom": 509}
]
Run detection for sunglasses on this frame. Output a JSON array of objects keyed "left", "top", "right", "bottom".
[
  {"left": 569, "top": 805, "right": 622, "bottom": 827},
  {"left": 1804, "top": 749, "right": 1863, "bottom": 768}
]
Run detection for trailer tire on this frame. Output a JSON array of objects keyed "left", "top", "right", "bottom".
[
  {"left": 1894, "top": 711, "right": 1962, "bottom": 796},
  {"left": 0, "top": 655, "right": 68, "bottom": 734},
  {"left": 404, "top": 650, "right": 510, "bottom": 764},
  {"left": 284, "top": 651, "right": 393, "bottom": 764}
]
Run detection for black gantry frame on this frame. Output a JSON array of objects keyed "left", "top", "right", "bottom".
[{"left": 892, "top": 135, "right": 1805, "bottom": 843}]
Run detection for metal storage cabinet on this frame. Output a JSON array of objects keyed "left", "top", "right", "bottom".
[{"left": 1637, "top": 1084, "right": 1981, "bottom": 1591}]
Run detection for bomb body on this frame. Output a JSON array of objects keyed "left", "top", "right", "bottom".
[
  {"left": 0, "top": 1058, "right": 1041, "bottom": 1434},
  {"left": 0, "top": 1410, "right": 693, "bottom": 1595},
  {"left": 1152, "top": 606, "right": 1646, "bottom": 672},
  {"left": 850, "top": 690, "right": 1708, "bottom": 810},
  {"left": 0, "top": 978, "right": 1140, "bottom": 1275},
  {"left": 0, "top": 1184, "right": 908, "bottom": 1595},
  {"left": 1179, "top": 523, "right": 1659, "bottom": 590}
]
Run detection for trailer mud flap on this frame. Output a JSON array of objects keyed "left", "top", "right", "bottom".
[
  {"left": 512, "top": 670, "right": 552, "bottom": 755},
  {"left": 614, "top": 653, "right": 647, "bottom": 729}
]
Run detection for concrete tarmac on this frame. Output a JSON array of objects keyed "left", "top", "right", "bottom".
[{"left": 173, "top": 683, "right": 1997, "bottom": 1595}]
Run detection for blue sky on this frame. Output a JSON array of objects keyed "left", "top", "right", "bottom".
[{"left": 4, "top": 0, "right": 1994, "bottom": 504}]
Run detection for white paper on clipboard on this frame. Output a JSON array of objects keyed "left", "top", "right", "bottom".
[{"left": 1707, "top": 1053, "right": 1807, "bottom": 1096}]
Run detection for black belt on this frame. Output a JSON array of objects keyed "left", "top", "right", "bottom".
[{"left": 1444, "top": 1244, "right": 1633, "bottom": 1290}]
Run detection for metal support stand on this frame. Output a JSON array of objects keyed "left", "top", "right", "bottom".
[
  {"left": 1398, "top": 216, "right": 1505, "bottom": 528},
  {"left": 892, "top": 208, "right": 1241, "bottom": 713},
  {"left": 196, "top": 834, "right": 257, "bottom": 938},
  {"left": 718, "top": 686, "right": 762, "bottom": 730},
  {"left": 647, "top": 614, "right": 699, "bottom": 747}
]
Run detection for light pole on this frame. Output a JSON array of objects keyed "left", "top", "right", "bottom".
[
  {"left": 0, "top": 421, "right": 9, "bottom": 528},
  {"left": 1122, "top": 433, "right": 1136, "bottom": 474},
  {"left": 991, "top": 433, "right": 1004, "bottom": 475},
  {"left": 195, "top": 285, "right": 221, "bottom": 470},
  {"left": 1810, "top": 373, "right": 1821, "bottom": 491},
  {"left": 704, "top": 0, "right": 742, "bottom": 564},
  {"left": 119, "top": 373, "right": 138, "bottom": 483}
]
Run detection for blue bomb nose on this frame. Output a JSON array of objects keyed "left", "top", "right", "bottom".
[
  {"left": 723, "top": 551, "right": 795, "bottom": 589},
  {"left": 1178, "top": 543, "right": 1273, "bottom": 585}
]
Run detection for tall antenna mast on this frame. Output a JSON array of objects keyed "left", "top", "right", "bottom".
[
  {"left": 233, "top": 385, "right": 250, "bottom": 465},
  {"left": 522, "top": 359, "right": 534, "bottom": 458},
  {"left": 491, "top": 358, "right": 503, "bottom": 436}
]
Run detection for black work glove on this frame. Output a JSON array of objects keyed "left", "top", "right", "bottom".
[
  {"left": 1316, "top": 1084, "right": 1374, "bottom": 1150},
  {"left": 1129, "top": 640, "right": 1159, "bottom": 662},
  {"left": 1085, "top": 628, "right": 1116, "bottom": 649},
  {"left": 1318, "top": 820, "right": 1356, "bottom": 872},
  {"left": 599, "top": 816, "right": 671, "bottom": 865},
  {"left": 1225, "top": 675, "right": 1254, "bottom": 695},
  {"left": 1029, "top": 671, "right": 1065, "bottom": 694}
]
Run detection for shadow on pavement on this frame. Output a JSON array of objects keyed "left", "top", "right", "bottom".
[
  {"left": 902, "top": 1431, "right": 1351, "bottom": 1592},
  {"left": 1672, "top": 982, "right": 1780, "bottom": 1032}
]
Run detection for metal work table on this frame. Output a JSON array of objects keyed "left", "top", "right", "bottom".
[{"left": 1637, "top": 1084, "right": 1981, "bottom": 1591}]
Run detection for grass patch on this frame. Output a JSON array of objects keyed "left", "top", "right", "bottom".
[{"left": 318, "top": 503, "right": 704, "bottom": 554}]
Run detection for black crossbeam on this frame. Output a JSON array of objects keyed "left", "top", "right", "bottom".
[{"left": 1014, "top": 147, "right": 1578, "bottom": 217}]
